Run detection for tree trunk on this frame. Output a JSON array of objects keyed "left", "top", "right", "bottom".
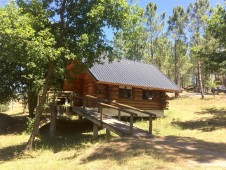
[
  {"left": 198, "top": 60, "right": 204, "bottom": 99},
  {"left": 25, "top": 61, "right": 55, "bottom": 151}
]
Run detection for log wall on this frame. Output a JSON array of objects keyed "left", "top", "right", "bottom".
[{"left": 63, "top": 72, "right": 168, "bottom": 110}]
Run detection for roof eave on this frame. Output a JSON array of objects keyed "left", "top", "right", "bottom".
[{"left": 96, "top": 81, "right": 182, "bottom": 92}]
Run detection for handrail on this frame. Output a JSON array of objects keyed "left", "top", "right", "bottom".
[
  {"left": 78, "top": 95, "right": 154, "bottom": 135},
  {"left": 111, "top": 101, "right": 155, "bottom": 116},
  {"left": 111, "top": 101, "right": 154, "bottom": 134},
  {"left": 99, "top": 102, "right": 137, "bottom": 116}
]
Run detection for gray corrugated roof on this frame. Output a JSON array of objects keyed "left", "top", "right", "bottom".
[{"left": 89, "top": 59, "right": 181, "bottom": 92}]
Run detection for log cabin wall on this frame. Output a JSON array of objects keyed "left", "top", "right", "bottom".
[
  {"left": 105, "top": 85, "right": 168, "bottom": 110},
  {"left": 63, "top": 72, "right": 96, "bottom": 97},
  {"left": 63, "top": 72, "right": 168, "bottom": 110}
]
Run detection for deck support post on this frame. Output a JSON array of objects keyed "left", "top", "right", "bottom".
[
  {"left": 78, "top": 115, "right": 83, "bottom": 120},
  {"left": 106, "top": 129, "right": 111, "bottom": 136},
  {"left": 93, "top": 123, "right": 98, "bottom": 139},
  {"left": 83, "top": 96, "right": 87, "bottom": 109},
  {"left": 99, "top": 104, "right": 103, "bottom": 127},
  {"left": 118, "top": 110, "right": 121, "bottom": 120},
  {"left": 149, "top": 114, "right": 152, "bottom": 135},
  {"left": 49, "top": 105, "right": 57, "bottom": 138},
  {"left": 130, "top": 114, "right": 133, "bottom": 135}
]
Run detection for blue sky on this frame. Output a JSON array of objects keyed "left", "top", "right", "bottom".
[
  {"left": 1, "top": 0, "right": 225, "bottom": 40},
  {"left": 137, "top": 0, "right": 224, "bottom": 12}
]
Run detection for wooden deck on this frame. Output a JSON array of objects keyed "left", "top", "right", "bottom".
[{"left": 73, "top": 106, "right": 152, "bottom": 138}]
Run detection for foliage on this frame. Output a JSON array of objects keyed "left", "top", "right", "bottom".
[
  {"left": 26, "top": 117, "right": 35, "bottom": 134},
  {"left": 145, "top": 2, "right": 165, "bottom": 65},
  {"left": 206, "top": 4, "right": 226, "bottom": 74},
  {"left": 113, "top": 4, "right": 145, "bottom": 61},
  {"left": 167, "top": 6, "right": 189, "bottom": 86},
  {"left": 205, "top": 79, "right": 217, "bottom": 90}
]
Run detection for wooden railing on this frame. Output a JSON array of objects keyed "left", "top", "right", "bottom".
[
  {"left": 79, "top": 95, "right": 154, "bottom": 135},
  {"left": 111, "top": 101, "right": 154, "bottom": 135}
]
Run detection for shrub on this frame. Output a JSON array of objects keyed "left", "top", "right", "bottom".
[{"left": 26, "top": 117, "right": 35, "bottom": 134}]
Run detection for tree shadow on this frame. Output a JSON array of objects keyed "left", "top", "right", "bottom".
[
  {"left": 79, "top": 135, "right": 226, "bottom": 165},
  {"left": 0, "top": 118, "right": 108, "bottom": 163},
  {"left": 0, "top": 113, "right": 27, "bottom": 135},
  {"left": 172, "top": 107, "right": 226, "bottom": 132}
]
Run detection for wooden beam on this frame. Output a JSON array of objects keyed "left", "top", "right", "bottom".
[
  {"left": 130, "top": 114, "right": 133, "bottom": 135},
  {"left": 78, "top": 115, "right": 83, "bottom": 120},
  {"left": 106, "top": 129, "right": 111, "bottom": 136},
  {"left": 149, "top": 114, "right": 152, "bottom": 135},
  {"left": 83, "top": 96, "right": 86, "bottom": 109},
  {"left": 100, "top": 104, "right": 103, "bottom": 127},
  {"left": 118, "top": 110, "right": 121, "bottom": 120},
  {"left": 49, "top": 105, "right": 57, "bottom": 138},
  {"left": 93, "top": 123, "right": 98, "bottom": 139}
]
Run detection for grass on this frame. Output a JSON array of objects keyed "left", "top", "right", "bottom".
[{"left": 1, "top": 94, "right": 226, "bottom": 170}]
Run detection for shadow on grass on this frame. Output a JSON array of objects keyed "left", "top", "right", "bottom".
[
  {"left": 0, "top": 118, "right": 109, "bottom": 163},
  {"left": 79, "top": 135, "right": 226, "bottom": 165},
  {"left": 172, "top": 107, "right": 226, "bottom": 132},
  {"left": 0, "top": 113, "right": 27, "bottom": 135}
]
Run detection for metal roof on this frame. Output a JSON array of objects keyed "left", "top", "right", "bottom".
[{"left": 89, "top": 59, "right": 181, "bottom": 92}]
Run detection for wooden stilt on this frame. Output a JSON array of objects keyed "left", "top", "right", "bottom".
[
  {"left": 78, "top": 115, "right": 83, "bottom": 120},
  {"left": 149, "top": 114, "right": 152, "bottom": 135},
  {"left": 118, "top": 110, "right": 121, "bottom": 120},
  {"left": 49, "top": 105, "right": 57, "bottom": 138},
  {"left": 93, "top": 123, "right": 98, "bottom": 139},
  {"left": 106, "top": 129, "right": 111, "bottom": 136},
  {"left": 130, "top": 114, "right": 133, "bottom": 135}
]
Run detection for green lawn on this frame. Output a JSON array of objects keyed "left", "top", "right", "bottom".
[{"left": 1, "top": 94, "right": 226, "bottom": 170}]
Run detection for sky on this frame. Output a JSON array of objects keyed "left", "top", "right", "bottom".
[
  {"left": 0, "top": 0, "right": 225, "bottom": 40},
  {"left": 137, "top": 0, "right": 224, "bottom": 12}
]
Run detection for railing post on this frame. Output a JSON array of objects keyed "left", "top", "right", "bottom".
[
  {"left": 118, "top": 110, "right": 121, "bottom": 120},
  {"left": 130, "top": 114, "right": 133, "bottom": 135},
  {"left": 100, "top": 104, "right": 103, "bottom": 127},
  {"left": 98, "top": 101, "right": 100, "bottom": 113},
  {"left": 106, "top": 129, "right": 111, "bottom": 136},
  {"left": 83, "top": 96, "right": 86, "bottom": 109},
  {"left": 149, "top": 114, "right": 152, "bottom": 135}
]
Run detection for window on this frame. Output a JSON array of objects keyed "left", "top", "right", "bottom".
[
  {"left": 143, "top": 90, "right": 154, "bottom": 100},
  {"left": 119, "top": 86, "right": 132, "bottom": 98}
]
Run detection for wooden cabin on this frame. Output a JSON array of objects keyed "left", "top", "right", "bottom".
[{"left": 63, "top": 59, "right": 181, "bottom": 117}]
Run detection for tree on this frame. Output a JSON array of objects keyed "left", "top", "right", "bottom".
[
  {"left": 167, "top": 6, "right": 188, "bottom": 88},
  {"left": 187, "top": 0, "right": 210, "bottom": 98},
  {"left": 113, "top": 5, "right": 145, "bottom": 61},
  {"left": 145, "top": 2, "right": 165, "bottom": 65},
  {"left": 113, "top": 25, "right": 147, "bottom": 61},
  {"left": 0, "top": 0, "right": 141, "bottom": 150},
  {"left": 206, "top": 4, "right": 226, "bottom": 74},
  {"left": 0, "top": 2, "right": 54, "bottom": 118}
]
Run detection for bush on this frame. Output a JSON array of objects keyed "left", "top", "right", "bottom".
[{"left": 26, "top": 117, "right": 35, "bottom": 134}]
